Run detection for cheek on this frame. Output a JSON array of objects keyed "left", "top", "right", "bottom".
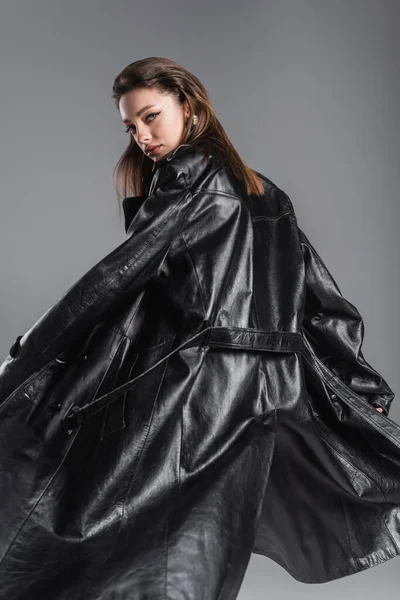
[
  {"left": 167, "top": 114, "right": 185, "bottom": 134},
  {"left": 155, "top": 114, "right": 185, "bottom": 143}
]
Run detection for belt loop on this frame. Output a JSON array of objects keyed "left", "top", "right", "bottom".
[{"left": 202, "top": 322, "right": 212, "bottom": 347}]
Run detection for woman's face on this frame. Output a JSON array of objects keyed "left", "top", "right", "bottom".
[{"left": 119, "top": 87, "right": 190, "bottom": 162}]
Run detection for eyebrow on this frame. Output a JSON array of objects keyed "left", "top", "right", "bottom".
[{"left": 122, "top": 104, "right": 157, "bottom": 124}]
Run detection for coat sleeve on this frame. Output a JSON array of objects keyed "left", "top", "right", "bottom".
[
  {"left": 0, "top": 162, "right": 192, "bottom": 400},
  {"left": 298, "top": 226, "right": 395, "bottom": 416}
]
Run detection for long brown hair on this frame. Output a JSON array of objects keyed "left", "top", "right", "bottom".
[{"left": 111, "top": 57, "right": 264, "bottom": 206}]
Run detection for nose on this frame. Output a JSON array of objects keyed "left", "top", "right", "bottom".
[{"left": 136, "top": 124, "right": 151, "bottom": 147}]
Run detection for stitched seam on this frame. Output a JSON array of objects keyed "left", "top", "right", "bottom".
[
  {"left": 96, "top": 286, "right": 144, "bottom": 438},
  {"left": 100, "top": 302, "right": 144, "bottom": 439},
  {"left": 111, "top": 331, "right": 172, "bottom": 348},
  {"left": 110, "top": 289, "right": 146, "bottom": 338},
  {"left": 95, "top": 341, "right": 168, "bottom": 576},
  {"left": 252, "top": 290, "right": 261, "bottom": 330},
  {"left": 180, "top": 234, "right": 208, "bottom": 318},
  {"left": 122, "top": 352, "right": 139, "bottom": 428},
  {"left": 101, "top": 339, "right": 132, "bottom": 439},
  {"left": 193, "top": 187, "right": 248, "bottom": 202},
  {"left": 178, "top": 397, "right": 183, "bottom": 495},
  {"left": 339, "top": 491, "right": 359, "bottom": 566},
  {"left": 180, "top": 191, "right": 244, "bottom": 323},
  {"left": 252, "top": 211, "right": 292, "bottom": 222},
  {"left": 118, "top": 336, "right": 176, "bottom": 535},
  {"left": 204, "top": 340, "right": 295, "bottom": 350},
  {"left": 0, "top": 428, "right": 79, "bottom": 570},
  {"left": 101, "top": 349, "right": 139, "bottom": 439},
  {"left": 184, "top": 187, "right": 293, "bottom": 222},
  {"left": 282, "top": 190, "right": 295, "bottom": 215},
  {"left": 98, "top": 336, "right": 128, "bottom": 441},
  {"left": 164, "top": 514, "right": 169, "bottom": 600},
  {"left": 318, "top": 430, "right": 387, "bottom": 499},
  {"left": 300, "top": 237, "right": 349, "bottom": 299},
  {"left": 1, "top": 353, "right": 64, "bottom": 408},
  {"left": 381, "top": 509, "right": 400, "bottom": 553},
  {"left": 179, "top": 346, "right": 209, "bottom": 476}
]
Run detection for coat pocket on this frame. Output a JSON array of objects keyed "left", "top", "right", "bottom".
[{"left": 98, "top": 336, "right": 174, "bottom": 440}]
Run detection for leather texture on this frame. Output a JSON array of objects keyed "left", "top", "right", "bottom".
[{"left": 0, "top": 141, "right": 399, "bottom": 598}]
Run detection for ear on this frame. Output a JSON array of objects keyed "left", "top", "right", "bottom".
[{"left": 183, "top": 99, "right": 191, "bottom": 119}]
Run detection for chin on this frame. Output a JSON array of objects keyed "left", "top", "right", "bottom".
[{"left": 155, "top": 148, "right": 168, "bottom": 160}]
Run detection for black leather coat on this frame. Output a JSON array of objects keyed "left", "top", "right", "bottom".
[{"left": 1, "top": 142, "right": 400, "bottom": 599}]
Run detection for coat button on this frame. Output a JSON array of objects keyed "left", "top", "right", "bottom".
[
  {"left": 9, "top": 335, "right": 23, "bottom": 358},
  {"left": 48, "top": 401, "right": 62, "bottom": 413},
  {"left": 55, "top": 357, "right": 67, "bottom": 364}
]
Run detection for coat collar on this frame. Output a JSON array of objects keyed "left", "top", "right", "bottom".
[
  {"left": 122, "top": 194, "right": 148, "bottom": 234},
  {"left": 122, "top": 143, "right": 211, "bottom": 234}
]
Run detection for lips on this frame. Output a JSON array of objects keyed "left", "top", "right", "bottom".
[{"left": 146, "top": 145, "right": 161, "bottom": 155}]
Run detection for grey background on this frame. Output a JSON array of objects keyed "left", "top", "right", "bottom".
[{"left": 0, "top": 0, "right": 399, "bottom": 596}]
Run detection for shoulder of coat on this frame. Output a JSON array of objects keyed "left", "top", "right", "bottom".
[
  {"left": 152, "top": 145, "right": 295, "bottom": 221},
  {"left": 245, "top": 170, "right": 295, "bottom": 219}
]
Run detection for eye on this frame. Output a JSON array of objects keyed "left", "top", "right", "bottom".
[{"left": 125, "top": 112, "right": 159, "bottom": 134}]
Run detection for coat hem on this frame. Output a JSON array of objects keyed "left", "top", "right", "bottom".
[{"left": 251, "top": 546, "right": 399, "bottom": 584}]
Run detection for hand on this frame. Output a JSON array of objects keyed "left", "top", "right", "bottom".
[{"left": 375, "top": 406, "right": 384, "bottom": 413}]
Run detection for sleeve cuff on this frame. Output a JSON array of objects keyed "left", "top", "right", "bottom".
[{"left": 371, "top": 401, "right": 388, "bottom": 416}]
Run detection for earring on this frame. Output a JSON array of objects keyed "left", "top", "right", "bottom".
[{"left": 186, "top": 115, "right": 198, "bottom": 125}]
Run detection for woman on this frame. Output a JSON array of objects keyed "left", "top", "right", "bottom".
[{"left": 0, "top": 56, "right": 399, "bottom": 600}]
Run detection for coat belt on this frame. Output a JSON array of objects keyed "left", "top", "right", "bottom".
[{"left": 62, "top": 326, "right": 304, "bottom": 434}]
